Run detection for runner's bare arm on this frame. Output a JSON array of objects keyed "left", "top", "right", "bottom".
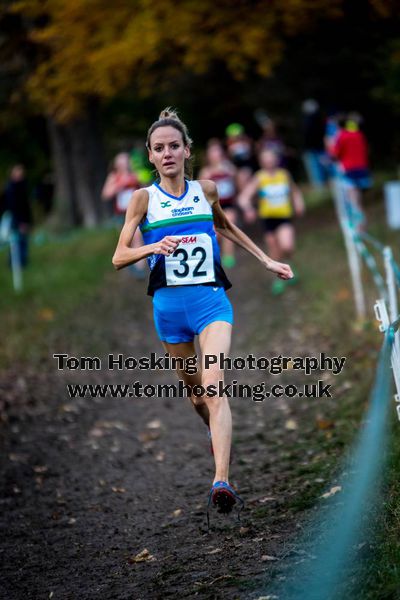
[
  {"left": 289, "top": 174, "right": 305, "bottom": 217},
  {"left": 237, "top": 176, "right": 258, "bottom": 223},
  {"left": 101, "top": 173, "right": 117, "bottom": 201},
  {"left": 199, "top": 180, "right": 293, "bottom": 280},
  {"left": 112, "top": 189, "right": 180, "bottom": 270}
]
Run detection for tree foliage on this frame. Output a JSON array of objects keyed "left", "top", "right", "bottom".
[{"left": 12, "top": 0, "right": 342, "bottom": 122}]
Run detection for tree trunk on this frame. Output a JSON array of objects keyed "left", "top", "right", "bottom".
[
  {"left": 47, "top": 117, "right": 78, "bottom": 229},
  {"left": 48, "top": 99, "right": 107, "bottom": 229}
]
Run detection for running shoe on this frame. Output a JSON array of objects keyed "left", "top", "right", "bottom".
[
  {"left": 271, "top": 279, "right": 286, "bottom": 295},
  {"left": 222, "top": 255, "right": 236, "bottom": 269},
  {"left": 206, "top": 481, "right": 244, "bottom": 529}
]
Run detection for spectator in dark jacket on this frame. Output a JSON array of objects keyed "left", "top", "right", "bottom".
[{"left": 5, "top": 165, "right": 32, "bottom": 267}]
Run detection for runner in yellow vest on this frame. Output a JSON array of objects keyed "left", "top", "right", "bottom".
[{"left": 239, "top": 148, "right": 305, "bottom": 294}]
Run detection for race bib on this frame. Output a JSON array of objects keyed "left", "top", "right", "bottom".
[
  {"left": 165, "top": 233, "right": 215, "bottom": 286},
  {"left": 260, "top": 183, "right": 289, "bottom": 207},
  {"left": 116, "top": 188, "right": 134, "bottom": 212}
]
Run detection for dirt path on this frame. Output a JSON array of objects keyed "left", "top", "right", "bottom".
[{"left": 0, "top": 228, "right": 343, "bottom": 599}]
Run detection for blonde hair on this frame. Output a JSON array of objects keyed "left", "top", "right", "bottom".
[{"left": 146, "top": 107, "right": 193, "bottom": 179}]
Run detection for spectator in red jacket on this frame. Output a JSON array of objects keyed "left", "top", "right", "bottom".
[{"left": 330, "top": 113, "right": 372, "bottom": 228}]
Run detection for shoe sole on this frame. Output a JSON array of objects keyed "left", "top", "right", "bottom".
[{"left": 212, "top": 489, "right": 236, "bottom": 514}]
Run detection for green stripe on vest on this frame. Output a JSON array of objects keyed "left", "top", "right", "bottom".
[{"left": 141, "top": 214, "right": 214, "bottom": 233}]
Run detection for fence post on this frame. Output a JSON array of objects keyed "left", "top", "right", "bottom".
[
  {"left": 384, "top": 246, "right": 400, "bottom": 369},
  {"left": 333, "top": 180, "right": 366, "bottom": 319}
]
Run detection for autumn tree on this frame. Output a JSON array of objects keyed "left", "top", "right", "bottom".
[{"left": 6, "top": 0, "right": 346, "bottom": 226}]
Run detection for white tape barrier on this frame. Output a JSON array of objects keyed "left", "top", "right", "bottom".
[
  {"left": 333, "top": 180, "right": 366, "bottom": 319},
  {"left": 375, "top": 299, "right": 400, "bottom": 422}
]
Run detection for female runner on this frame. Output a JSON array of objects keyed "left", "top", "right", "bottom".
[
  {"left": 112, "top": 109, "right": 293, "bottom": 518},
  {"left": 199, "top": 139, "right": 238, "bottom": 269},
  {"left": 239, "top": 148, "right": 304, "bottom": 295},
  {"left": 102, "top": 152, "right": 146, "bottom": 278}
]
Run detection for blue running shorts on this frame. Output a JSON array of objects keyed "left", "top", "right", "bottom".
[{"left": 153, "top": 285, "right": 234, "bottom": 343}]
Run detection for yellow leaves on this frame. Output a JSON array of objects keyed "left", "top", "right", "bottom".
[
  {"left": 11, "top": 0, "right": 345, "bottom": 122},
  {"left": 368, "top": 0, "right": 397, "bottom": 18},
  {"left": 127, "top": 548, "right": 156, "bottom": 563}
]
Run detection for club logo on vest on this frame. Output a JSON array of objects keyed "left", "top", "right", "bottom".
[
  {"left": 193, "top": 196, "right": 200, "bottom": 203},
  {"left": 161, "top": 201, "right": 171, "bottom": 208},
  {"left": 171, "top": 206, "right": 194, "bottom": 216}
]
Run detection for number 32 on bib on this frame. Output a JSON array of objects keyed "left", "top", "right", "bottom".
[{"left": 165, "top": 233, "right": 215, "bottom": 286}]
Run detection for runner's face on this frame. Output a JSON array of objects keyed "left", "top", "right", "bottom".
[
  {"left": 207, "top": 144, "right": 224, "bottom": 165},
  {"left": 260, "top": 149, "right": 278, "bottom": 169},
  {"left": 149, "top": 126, "right": 190, "bottom": 178},
  {"left": 114, "top": 153, "right": 130, "bottom": 172}
]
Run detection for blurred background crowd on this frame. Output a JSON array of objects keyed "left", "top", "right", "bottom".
[{"left": 0, "top": 0, "right": 399, "bottom": 277}]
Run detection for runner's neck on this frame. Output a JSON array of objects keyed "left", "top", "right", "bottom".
[{"left": 158, "top": 176, "right": 187, "bottom": 197}]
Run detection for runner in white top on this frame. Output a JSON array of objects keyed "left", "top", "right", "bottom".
[{"left": 112, "top": 108, "right": 293, "bottom": 519}]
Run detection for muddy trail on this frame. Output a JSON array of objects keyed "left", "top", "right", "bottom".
[{"left": 0, "top": 222, "right": 349, "bottom": 599}]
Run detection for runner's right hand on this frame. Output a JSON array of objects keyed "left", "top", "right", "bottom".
[
  {"left": 265, "top": 259, "right": 293, "bottom": 280},
  {"left": 153, "top": 236, "right": 181, "bottom": 256}
]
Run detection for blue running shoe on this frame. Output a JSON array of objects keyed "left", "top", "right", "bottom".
[{"left": 206, "top": 481, "right": 244, "bottom": 529}]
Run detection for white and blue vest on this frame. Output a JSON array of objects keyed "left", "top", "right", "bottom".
[{"left": 140, "top": 180, "right": 231, "bottom": 296}]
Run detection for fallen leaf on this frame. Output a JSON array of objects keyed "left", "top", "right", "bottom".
[
  {"left": 285, "top": 419, "right": 298, "bottom": 431},
  {"left": 337, "top": 381, "right": 353, "bottom": 393},
  {"left": 239, "top": 526, "right": 250, "bottom": 535},
  {"left": 321, "top": 485, "right": 342, "bottom": 499},
  {"left": 335, "top": 287, "right": 351, "bottom": 301},
  {"left": 37, "top": 308, "right": 55, "bottom": 321},
  {"left": 8, "top": 453, "right": 27, "bottom": 463},
  {"left": 89, "top": 428, "right": 104, "bottom": 438},
  {"left": 155, "top": 451, "right": 165, "bottom": 462},
  {"left": 261, "top": 555, "right": 278, "bottom": 561},
  {"left": 138, "top": 431, "right": 160, "bottom": 443},
  {"left": 208, "top": 548, "right": 223, "bottom": 555},
  {"left": 357, "top": 542, "right": 366, "bottom": 550},
  {"left": 33, "top": 465, "right": 48, "bottom": 473},
  {"left": 258, "top": 496, "right": 276, "bottom": 504},
  {"left": 146, "top": 419, "right": 162, "bottom": 429},
  {"left": 96, "top": 420, "right": 126, "bottom": 431},
  {"left": 316, "top": 417, "right": 335, "bottom": 430},
  {"left": 111, "top": 487, "right": 126, "bottom": 494},
  {"left": 60, "top": 403, "right": 79, "bottom": 413},
  {"left": 128, "top": 548, "right": 155, "bottom": 563},
  {"left": 208, "top": 574, "right": 233, "bottom": 585},
  {"left": 172, "top": 509, "right": 182, "bottom": 517}
]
